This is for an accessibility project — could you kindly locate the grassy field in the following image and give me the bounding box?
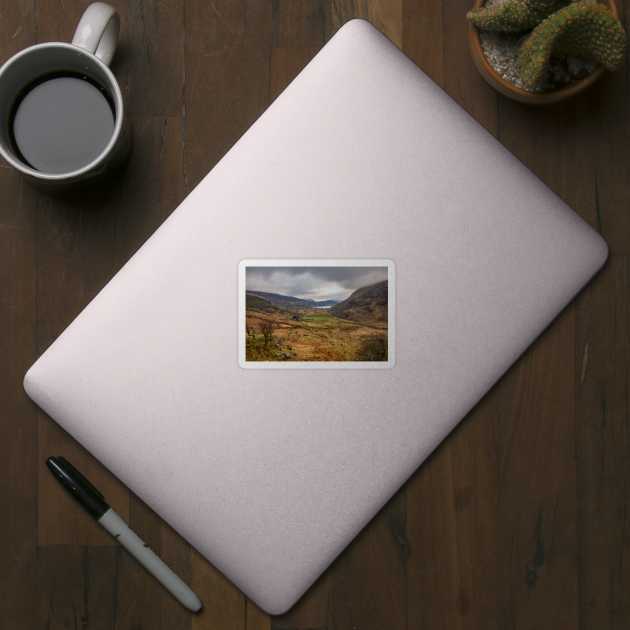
[245,309,388,362]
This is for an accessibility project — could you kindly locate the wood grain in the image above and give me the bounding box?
[1,0,629,627]
[271,0,332,46]
[494,65,630,258]
[36,545,119,630]
[35,0,124,46]
[497,305,579,629]
[331,486,408,630]
[407,393,499,629]
[583,72,630,254]
[443,0,497,131]
[184,0,271,191]
[403,0,444,87]
[332,0,403,48]
[576,256,630,629]
[0,150,38,630]
[125,0,184,117]
[0,5,39,629]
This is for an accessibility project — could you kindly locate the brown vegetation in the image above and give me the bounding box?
[245,308,388,362]
[354,333,388,361]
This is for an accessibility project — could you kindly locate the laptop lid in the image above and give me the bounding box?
[24,19,607,614]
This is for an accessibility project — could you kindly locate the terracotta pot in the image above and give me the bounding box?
[468,0,619,103]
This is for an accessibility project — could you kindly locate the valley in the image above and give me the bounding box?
[245,280,389,362]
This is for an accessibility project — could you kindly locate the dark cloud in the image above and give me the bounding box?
[246,266,388,301]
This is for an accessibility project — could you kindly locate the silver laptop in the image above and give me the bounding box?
[24,19,607,614]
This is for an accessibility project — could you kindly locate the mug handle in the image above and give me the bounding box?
[71,2,120,67]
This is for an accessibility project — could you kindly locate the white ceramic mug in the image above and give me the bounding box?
[0,2,131,197]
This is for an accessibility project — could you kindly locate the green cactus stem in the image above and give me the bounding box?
[517,1,627,86]
[467,0,568,33]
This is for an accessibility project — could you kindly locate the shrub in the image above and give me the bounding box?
[258,321,275,348]
[355,334,388,361]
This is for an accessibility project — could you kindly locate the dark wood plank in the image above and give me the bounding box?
[443,0,498,131]
[331,0,402,47]
[497,305,578,628]
[0,4,39,629]
[184,0,272,192]
[0,139,39,630]
[576,256,630,629]
[402,0,444,88]
[489,50,628,629]
[36,545,119,630]
[582,71,630,254]
[491,17,629,627]
[575,0,629,254]
[126,0,183,117]
[330,486,408,630]
[0,0,36,54]
[271,0,331,46]
[407,394,499,629]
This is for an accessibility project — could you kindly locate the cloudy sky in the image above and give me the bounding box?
[246,266,388,301]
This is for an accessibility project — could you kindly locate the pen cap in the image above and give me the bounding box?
[46,456,110,519]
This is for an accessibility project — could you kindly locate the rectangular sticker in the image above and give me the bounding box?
[238,260,395,369]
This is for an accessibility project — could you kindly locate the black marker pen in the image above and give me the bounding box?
[46,456,202,612]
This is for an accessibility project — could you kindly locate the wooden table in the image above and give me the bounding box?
[1,1,628,628]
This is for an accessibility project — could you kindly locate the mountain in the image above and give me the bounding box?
[328,280,388,323]
[245,294,290,316]
[247,291,314,310]
[247,291,340,311]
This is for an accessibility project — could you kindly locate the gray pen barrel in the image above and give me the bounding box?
[98,508,202,612]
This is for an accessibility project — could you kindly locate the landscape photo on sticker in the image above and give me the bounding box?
[245,265,389,362]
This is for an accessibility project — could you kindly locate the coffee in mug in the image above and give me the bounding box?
[0,2,131,197]
[11,72,116,174]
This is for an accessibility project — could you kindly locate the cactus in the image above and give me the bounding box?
[467,0,568,33]
[516,1,627,85]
